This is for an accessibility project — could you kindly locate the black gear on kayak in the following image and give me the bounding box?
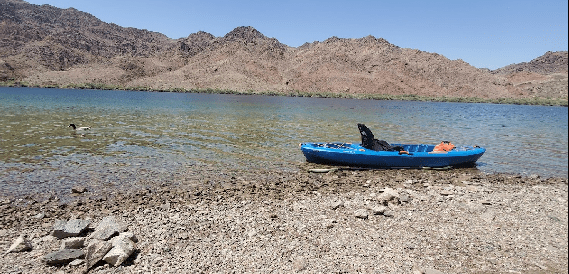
[357,123,404,152]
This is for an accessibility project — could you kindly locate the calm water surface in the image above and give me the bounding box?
[1,88,567,196]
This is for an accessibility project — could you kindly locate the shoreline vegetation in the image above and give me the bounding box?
[1,81,567,107]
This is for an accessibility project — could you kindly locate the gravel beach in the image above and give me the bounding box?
[1,165,567,274]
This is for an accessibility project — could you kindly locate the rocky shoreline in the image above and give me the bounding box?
[1,166,567,273]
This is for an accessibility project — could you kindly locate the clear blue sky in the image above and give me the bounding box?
[25,0,568,70]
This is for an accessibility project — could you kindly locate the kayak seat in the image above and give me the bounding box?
[357,123,404,152]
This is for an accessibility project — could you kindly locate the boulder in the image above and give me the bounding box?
[399,192,412,203]
[85,240,113,270]
[103,237,136,266]
[52,219,91,239]
[90,216,127,240]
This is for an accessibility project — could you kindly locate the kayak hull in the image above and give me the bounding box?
[300,143,485,168]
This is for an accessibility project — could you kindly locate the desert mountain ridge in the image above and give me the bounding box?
[1,0,567,101]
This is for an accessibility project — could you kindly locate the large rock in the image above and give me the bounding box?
[90,216,127,240]
[52,219,91,239]
[103,236,136,266]
[85,240,113,270]
[42,249,85,265]
[5,235,32,254]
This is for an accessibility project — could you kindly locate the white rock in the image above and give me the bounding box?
[90,216,127,240]
[354,209,369,219]
[377,188,400,205]
[371,205,388,215]
[69,259,84,266]
[331,201,344,210]
[85,240,113,270]
[103,237,136,266]
[5,235,32,254]
[383,208,395,218]
[110,232,138,246]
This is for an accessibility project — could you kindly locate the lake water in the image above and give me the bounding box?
[1,87,567,196]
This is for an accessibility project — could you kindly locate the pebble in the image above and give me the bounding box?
[71,186,88,194]
[354,209,369,219]
[331,201,344,210]
[60,237,85,249]
[425,269,446,274]
[383,208,395,218]
[440,190,454,196]
[371,205,388,215]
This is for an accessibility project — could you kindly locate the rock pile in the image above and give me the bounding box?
[6,215,137,272]
[346,187,404,219]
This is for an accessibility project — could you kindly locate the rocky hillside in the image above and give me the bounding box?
[493,51,568,75]
[491,51,568,100]
[1,0,567,101]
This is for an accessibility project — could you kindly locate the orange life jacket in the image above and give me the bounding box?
[433,141,455,152]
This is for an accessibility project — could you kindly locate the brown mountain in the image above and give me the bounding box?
[490,51,568,99]
[1,0,567,101]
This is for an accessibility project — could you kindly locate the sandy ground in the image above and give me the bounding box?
[0,166,567,274]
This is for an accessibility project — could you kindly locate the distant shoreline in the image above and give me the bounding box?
[1,81,567,107]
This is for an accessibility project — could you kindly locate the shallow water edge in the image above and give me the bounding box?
[2,82,567,106]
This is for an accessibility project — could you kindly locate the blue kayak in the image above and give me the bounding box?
[300,142,485,168]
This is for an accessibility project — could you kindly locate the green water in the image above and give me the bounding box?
[1,87,567,197]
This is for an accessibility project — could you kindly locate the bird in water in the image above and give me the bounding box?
[69,124,91,131]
